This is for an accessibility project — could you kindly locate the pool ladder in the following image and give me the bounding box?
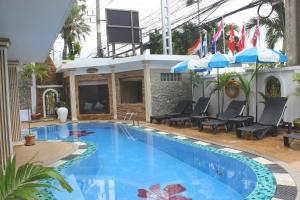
[124,112,139,126]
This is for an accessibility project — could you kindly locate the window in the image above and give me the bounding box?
[78,81,110,114]
[160,73,182,81]
[120,78,143,103]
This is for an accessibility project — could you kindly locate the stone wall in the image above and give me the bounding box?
[150,69,192,116]
[18,71,31,110]
[75,74,113,120]
[115,70,146,121]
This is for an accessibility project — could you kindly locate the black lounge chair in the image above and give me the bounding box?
[236,97,288,140]
[169,97,210,127]
[150,100,192,124]
[199,100,246,134]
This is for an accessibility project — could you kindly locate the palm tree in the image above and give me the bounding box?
[247,2,285,52]
[236,74,254,115]
[0,156,72,199]
[209,73,236,112]
[22,63,50,82]
[61,1,90,59]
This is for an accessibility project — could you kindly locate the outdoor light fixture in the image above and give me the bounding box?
[257,0,274,18]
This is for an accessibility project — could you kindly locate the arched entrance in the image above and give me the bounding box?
[43,89,59,118]
[265,76,281,97]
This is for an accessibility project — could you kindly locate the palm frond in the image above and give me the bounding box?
[0,156,73,200]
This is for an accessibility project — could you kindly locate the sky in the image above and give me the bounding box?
[52,0,279,61]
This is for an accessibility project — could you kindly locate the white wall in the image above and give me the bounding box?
[194,66,300,122]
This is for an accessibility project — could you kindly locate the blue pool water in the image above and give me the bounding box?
[34,122,258,200]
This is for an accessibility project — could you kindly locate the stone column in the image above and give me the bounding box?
[8,61,22,142]
[143,61,152,122]
[285,0,300,66]
[0,38,13,168]
[111,66,118,120]
[69,71,78,122]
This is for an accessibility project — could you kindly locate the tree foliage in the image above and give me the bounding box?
[209,72,236,112]
[61,0,90,59]
[145,22,240,55]
[247,2,285,52]
[22,63,50,82]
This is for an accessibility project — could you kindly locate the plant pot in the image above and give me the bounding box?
[57,107,68,123]
[25,135,36,146]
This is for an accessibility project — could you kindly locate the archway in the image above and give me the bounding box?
[42,89,59,118]
[265,76,281,97]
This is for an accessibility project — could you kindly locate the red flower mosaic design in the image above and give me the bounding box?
[138,184,192,200]
[69,130,95,137]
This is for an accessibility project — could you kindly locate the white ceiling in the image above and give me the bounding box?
[0,0,74,63]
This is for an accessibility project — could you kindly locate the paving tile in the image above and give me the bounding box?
[74,141,86,146]
[144,128,154,131]
[273,173,296,186]
[156,131,169,135]
[253,157,274,165]
[239,152,258,159]
[48,160,67,168]
[194,141,210,146]
[266,164,288,174]
[174,136,187,140]
[273,185,297,200]
[61,154,78,161]
[72,149,86,155]
[221,148,242,154]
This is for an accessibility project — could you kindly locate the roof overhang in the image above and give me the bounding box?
[58,54,198,75]
[0,0,74,63]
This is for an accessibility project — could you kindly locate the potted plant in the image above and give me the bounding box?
[57,101,68,123]
[24,133,36,146]
[293,118,300,130]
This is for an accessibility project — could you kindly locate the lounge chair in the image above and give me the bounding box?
[199,100,246,134]
[168,97,210,127]
[150,100,192,124]
[236,97,288,140]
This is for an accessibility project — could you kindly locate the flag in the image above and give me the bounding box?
[238,25,245,52]
[211,31,216,54]
[189,38,202,54]
[228,25,235,53]
[202,33,207,57]
[250,25,260,47]
[214,20,223,43]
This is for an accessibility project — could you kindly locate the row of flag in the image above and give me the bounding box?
[189,20,260,56]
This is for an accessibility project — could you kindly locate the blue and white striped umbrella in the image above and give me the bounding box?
[234,47,288,63]
[207,52,231,69]
[233,47,288,121]
[170,59,209,73]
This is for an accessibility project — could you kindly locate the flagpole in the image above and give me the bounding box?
[222,16,226,54]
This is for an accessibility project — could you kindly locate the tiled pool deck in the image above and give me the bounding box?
[21,120,300,199]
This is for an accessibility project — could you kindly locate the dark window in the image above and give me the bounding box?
[160,73,182,81]
[120,79,143,103]
[78,83,109,114]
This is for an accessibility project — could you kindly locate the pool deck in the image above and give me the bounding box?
[14,141,77,168]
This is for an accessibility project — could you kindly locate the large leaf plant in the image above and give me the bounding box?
[0,156,73,200]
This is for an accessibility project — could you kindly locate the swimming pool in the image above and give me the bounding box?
[32,122,276,199]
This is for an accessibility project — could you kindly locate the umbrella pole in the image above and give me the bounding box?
[255,63,258,122]
[217,69,220,114]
